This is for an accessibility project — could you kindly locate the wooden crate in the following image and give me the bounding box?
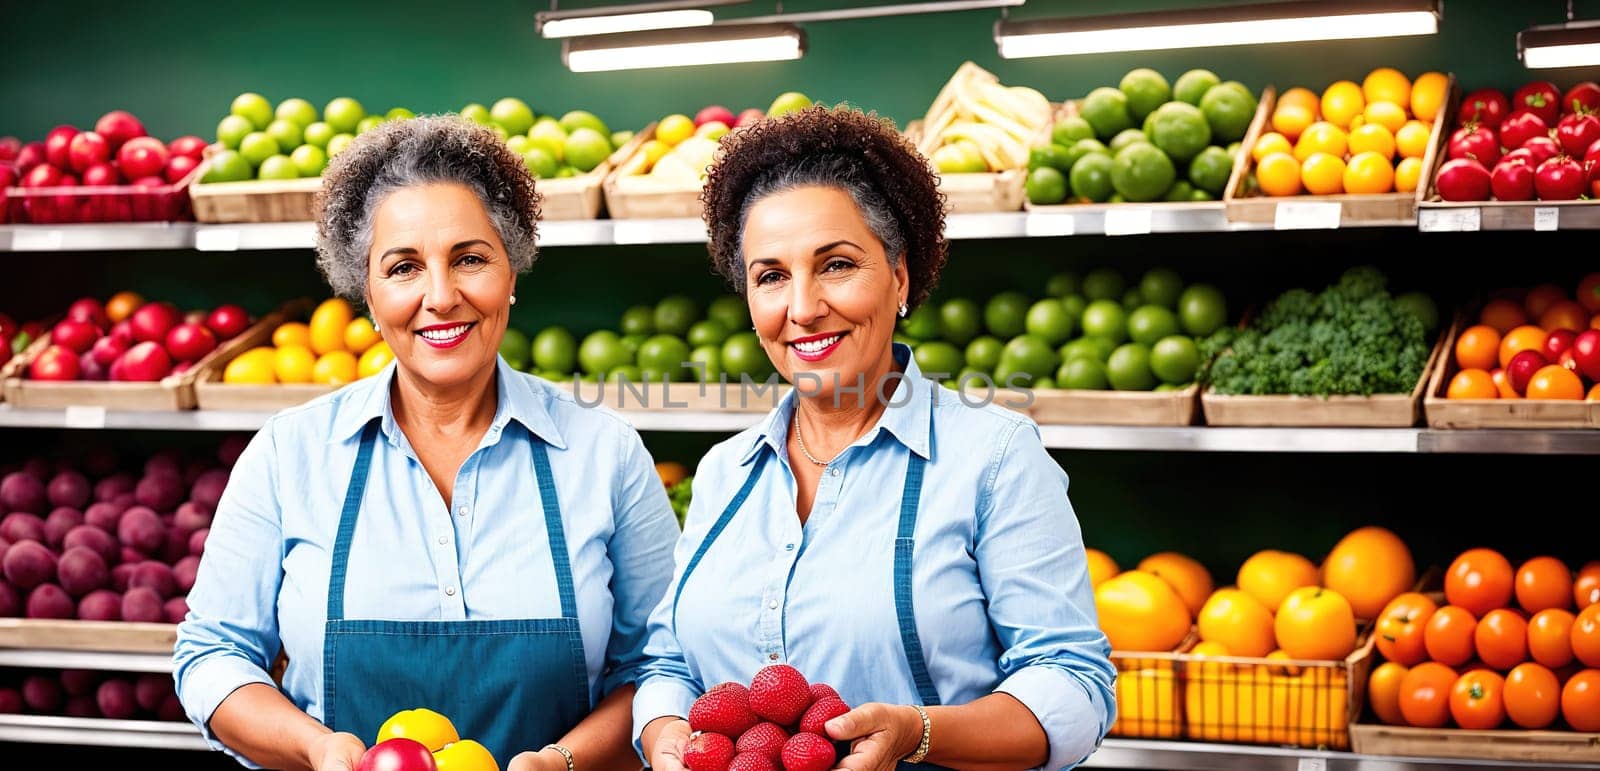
[191,299,343,412]
[1,334,226,411]
[601,121,710,220]
[0,619,176,654]
[1201,332,1446,427]
[1029,384,1199,426]
[1350,723,1600,764]
[1224,78,1452,225]
[533,127,648,221]
[1423,315,1598,429]
[1183,632,1375,750]
[1108,634,1197,740]
[189,161,321,223]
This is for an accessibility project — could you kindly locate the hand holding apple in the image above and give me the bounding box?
[310,731,371,771]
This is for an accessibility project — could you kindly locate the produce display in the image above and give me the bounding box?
[1248,69,1447,197]
[0,438,236,622]
[682,664,851,771]
[358,707,499,771]
[14,293,253,383]
[1366,550,1600,732]
[656,461,693,527]
[462,97,625,180]
[0,312,47,365]
[897,267,1228,392]
[221,298,392,385]
[2,110,205,223]
[204,93,415,183]
[919,64,1052,175]
[615,94,800,184]
[0,668,184,722]
[1026,67,1255,204]
[1200,266,1437,396]
[1444,275,1600,401]
[1435,79,1600,202]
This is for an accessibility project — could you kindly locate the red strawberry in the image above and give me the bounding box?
[736,722,790,761]
[780,733,835,771]
[684,732,736,771]
[728,752,777,771]
[808,683,839,703]
[691,682,760,737]
[749,664,812,725]
[798,697,850,736]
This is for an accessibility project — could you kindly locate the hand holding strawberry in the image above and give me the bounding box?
[823,703,925,771]
[644,717,693,771]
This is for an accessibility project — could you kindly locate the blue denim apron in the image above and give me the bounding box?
[321,423,590,763]
[671,439,945,770]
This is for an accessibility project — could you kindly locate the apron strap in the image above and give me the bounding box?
[893,451,940,707]
[671,450,768,634]
[530,440,580,621]
[327,422,380,622]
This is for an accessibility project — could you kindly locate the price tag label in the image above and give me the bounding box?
[1103,208,1152,236]
[63,406,107,429]
[1024,212,1076,237]
[1296,759,1327,771]
[194,227,240,251]
[1274,201,1342,230]
[11,228,64,251]
[613,219,707,245]
[1533,207,1559,232]
[1418,207,1480,232]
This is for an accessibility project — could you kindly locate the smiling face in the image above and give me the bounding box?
[742,185,908,403]
[366,182,514,392]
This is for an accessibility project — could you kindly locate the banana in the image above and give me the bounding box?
[921,62,1053,171]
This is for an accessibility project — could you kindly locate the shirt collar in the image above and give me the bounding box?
[328,356,567,450]
[738,343,933,465]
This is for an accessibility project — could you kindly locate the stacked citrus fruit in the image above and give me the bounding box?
[1367,551,1600,732]
[222,298,393,385]
[1446,274,1600,401]
[1251,69,1447,197]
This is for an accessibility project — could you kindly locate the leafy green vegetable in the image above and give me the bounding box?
[667,475,693,528]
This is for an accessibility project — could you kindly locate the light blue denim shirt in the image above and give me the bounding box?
[633,346,1115,770]
[174,357,679,761]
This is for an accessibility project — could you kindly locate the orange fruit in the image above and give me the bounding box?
[343,317,382,354]
[1447,368,1497,399]
[1300,152,1346,195]
[272,321,312,349]
[1363,101,1408,134]
[1377,592,1439,666]
[1255,152,1302,196]
[1525,283,1568,320]
[1449,669,1506,730]
[1199,588,1277,658]
[1238,549,1320,612]
[1411,72,1449,122]
[1369,661,1411,725]
[1527,365,1584,400]
[1294,122,1348,160]
[1517,556,1574,615]
[1276,586,1357,660]
[1579,561,1600,608]
[357,341,395,378]
[1479,298,1529,333]
[1095,570,1193,652]
[1574,603,1600,667]
[1320,80,1366,128]
[105,291,145,323]
[377,708,459,752]
[1454,324,1501,370]
[655,460,689,487]
[1475,609,1529,670]
[1578,272,1600,313]
[1400,661,1459,728]
[1266,648,1302,676]
[1447,547,1515,617]
[1348,123,1396,158]
[1252,131,1292,161]
[273,345,317,384]
[1504,662,1562,729]
[222,347,277,385]
[1528,608,1576,669]
[1499,324,1547,368]
[1363,67,1412,109]
[1272,104,1315,140]
[1425,606,1478,666]
[1394,157,1423,193]
[1593,314,1600,331]
[1189,640,1236,678]
[1591,383,1600,401]
[1277,86,1321,115]
[1491,368,1519,399]
[312,350,359,385]
[309,298,354,355]
[1540,300,1590,333]
[1322,525,1415,620]
[1564,669,1600,731]
[1138,552,1214,616]
[1086,548,1120,588]
[433,739,497,771]
[1395,120,1432,159]
[1343,151,1394,194]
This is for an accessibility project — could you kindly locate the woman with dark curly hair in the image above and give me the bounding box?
[174,116,679,771]
[635,105,1115,771]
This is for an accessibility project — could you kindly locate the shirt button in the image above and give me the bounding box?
[437,535,449,545]
[769,653,779,661]
[767,600,779,610]
[456,506,468,517]
[445,586,456,596]
[785,543,795,551]
[830,467,840,477]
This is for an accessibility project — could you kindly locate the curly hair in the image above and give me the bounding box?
[701,105,948,310]
[314,115,542,301]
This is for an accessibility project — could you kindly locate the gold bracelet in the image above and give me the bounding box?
[904,705,932,765]
[544,743,575,771]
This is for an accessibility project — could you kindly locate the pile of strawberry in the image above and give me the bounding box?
[683,664,851,771]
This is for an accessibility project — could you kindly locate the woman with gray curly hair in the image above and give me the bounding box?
[174,116,680,771]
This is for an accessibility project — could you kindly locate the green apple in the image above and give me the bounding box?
[564,128,611,172]
[216,115,253,150]
[323,97,367,134]
[523,148,558,179]
[202,150,253,183]
[257,155,299,180]
[530,122,567,161]
[506,135,533,155]
[231,92,273,130]
[327,133,356,157]
[265,119,303,152]
[274,98,319,128]
[695,121,730,141]
[386,107,416,121]
[610,130,635,149]
[238,132,280,167]
[356,116,384,134]
[932,143,986,174]
[290,144,328,177]
[558,110,609,137]
[767,91,812,117]
[460,103,492,125]
[303,121,335,149]
[491,97,535,135]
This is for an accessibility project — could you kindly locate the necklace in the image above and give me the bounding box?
[792,410,835,467]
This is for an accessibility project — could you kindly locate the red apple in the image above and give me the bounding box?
[108,320,135,346]
[204,305,250,340]
[44,126,80,169]
[1521,135,1561,165]
[128,302,180,344]
[1557,114,1600,158]
[1506,349,1548,395]
[0,164,16,190]
[1515,81,1562,125]
[93,111,146,152]
[0,136,19,161]
[1535,156,1587,200]
[1459,88,1510,129]
[51,320,101,354]
[1491,159,1535,201]
[1544,329,1578,362]
[735,108,766,127]
[1573,329,1600,381]
[15,141,46,172]
[357,738,438,771]
[30,345,82,381]
[22,164,63,188]
[66,298,110,329]
[1448,124,1500,166]
[81,163,122,187]
[164,323,216,363]
[167,136,207,162]
[0,313,16,339]
[165,155,200,184]
[1435,158,1491,202]
[67,132,111,173]
[116,342,172,382]
[117,138,168,180]
[78,350,107,381]
[90,335,131,368]
[695,105,736,128]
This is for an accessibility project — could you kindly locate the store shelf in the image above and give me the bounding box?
[1083,738,1591,770]
[0,405,274,431]
[0,647,174,673]
[0,714,208,751]
[0,223,194,252]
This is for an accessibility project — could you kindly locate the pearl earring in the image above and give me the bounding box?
[509,295,517,305]
[898,302,908,318]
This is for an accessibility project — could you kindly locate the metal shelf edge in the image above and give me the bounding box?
[0,714,209,750]
[0,648,175,672]
[1085,738,1595,770]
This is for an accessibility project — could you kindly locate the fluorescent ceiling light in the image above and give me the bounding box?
[995,0,1440,59]
[538,0,746,39]
[1519,20,1600,69]
[563,23,805,72]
